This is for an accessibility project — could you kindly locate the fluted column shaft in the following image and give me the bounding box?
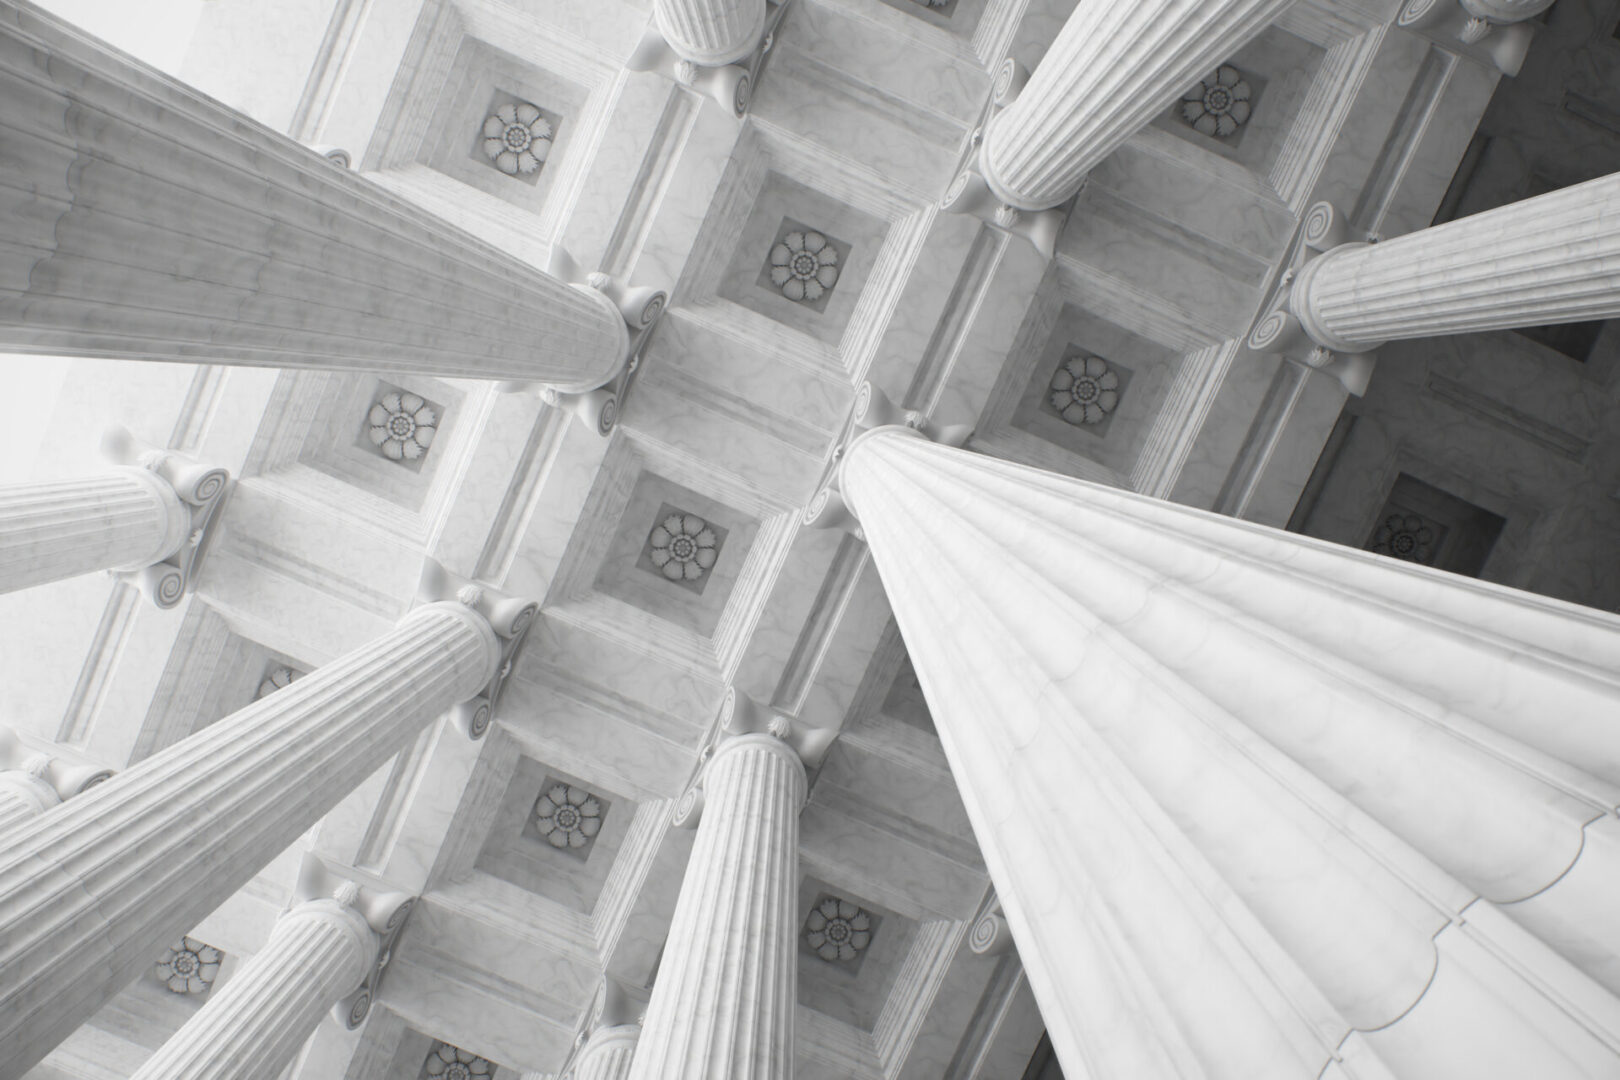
[0,769,56,833]
[840,428,1620,1080]
[0,1,627,390]
[626,735,803,1080]
[979,0,1295,210]
[0,471,186,595]
[1290,172,1620,354]
[653,0,764,66]
[0,602,500,1080]
[129,899,373,1080]
[574,1025,641,1080]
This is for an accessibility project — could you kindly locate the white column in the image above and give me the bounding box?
[0,1,642,392]
[573,1024,641,1080]
[0,471,186,596]
[1282,173,1620,355]
[625,730,805,1080]
[130,871,409,1080]
[0,728,111,834]
[967,0,1296,213]
[569,979,643,1080]
[653,0,764,65]
[836,427,1620,1080]
[0,588,533,1079]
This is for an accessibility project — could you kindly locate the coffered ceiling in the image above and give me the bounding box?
[3,0,1525,1074]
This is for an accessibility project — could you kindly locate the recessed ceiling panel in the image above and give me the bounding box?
[475,757,632,914]
[718,172,889,344]
[593,473,761,637]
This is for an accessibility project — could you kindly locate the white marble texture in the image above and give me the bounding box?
[573,1024,641,1080]
[780,0,988,128]
[0,600,500,1078]
[129,894,380,1080]
[0,470,186,598]
[842,428,1620,1080]
[654,0,764,65]
[626,734,804,1080]
[1290,172,1620,353]
[978,0,1297,210]
[0,1,629,389]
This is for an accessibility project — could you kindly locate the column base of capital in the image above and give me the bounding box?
[1395,0,1536,74]
[293,855,415,1029]
[102,428,232,611]
[500,253,669,437]
[629,0,792,119]
[940,167,1068,259]
[416,562,539,733]
[1286,247,1387,356]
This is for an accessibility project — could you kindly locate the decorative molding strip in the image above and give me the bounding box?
[1212,359,1311,517]
[1426,373,1591,462]
[1562,91,1620,138]
[797,1006,883,1079]
[875,918,966,1075]
[1347,45,1457,236]
[940,946,1028,1080]
[1131,340,1240,497]
[289,0,376,143]
[590,796,674,959]
[772,534,870,714]
[168,365,228,455]
[602,90,702,281]
[904,224,1007,416]
[56,583,140,748]
[353,722,441,874]
[1269,25,1384,210]
[472,407,570,585]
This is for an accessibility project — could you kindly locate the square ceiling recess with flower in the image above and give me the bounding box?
[756,217,850,313]
[637,503,730,596]
[360,383,443,472]
[472,91,561,185]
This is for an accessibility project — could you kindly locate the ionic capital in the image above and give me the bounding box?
[0,726,113,813]
[415,560,540,739]
[100,426,232,609]
[292,854,415,1029]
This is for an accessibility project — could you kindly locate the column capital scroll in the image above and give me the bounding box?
[1246,203,1380,396]
[292,854,415,1029]
[498,248,669,437]
[100,426,232,609]
[416,560,540,739]
[0,726,113,805]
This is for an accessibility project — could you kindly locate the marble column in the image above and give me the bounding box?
[0,434,229,605]
[0,728,111,833]
[959,0,1295,215]
[835,427,1620,1080]
[0,1,636,392]
[574,1025,641,1080]
[653,0,764,66]
[129,867,411,1080]
[1274,173,1620,355]
[571,982,643,1080]
[0,586,534,1079]
[625,722,806,1080]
